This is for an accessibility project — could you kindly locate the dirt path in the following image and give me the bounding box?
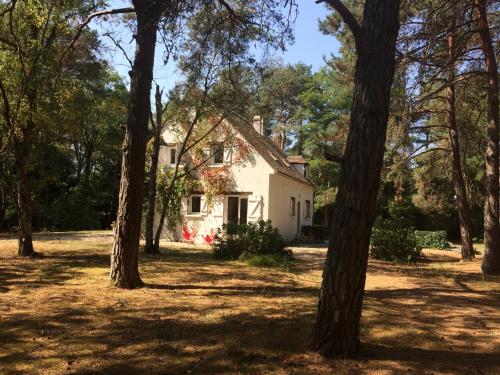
[0,234,499,374]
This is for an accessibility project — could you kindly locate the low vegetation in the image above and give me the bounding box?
[212,220,293,267]
[370,218,423,263]
[414,230,451,250]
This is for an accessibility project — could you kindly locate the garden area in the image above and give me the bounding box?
[1,232,499,374]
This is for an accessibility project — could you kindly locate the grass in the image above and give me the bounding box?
[238,252,295,270]
[0,231,499,374]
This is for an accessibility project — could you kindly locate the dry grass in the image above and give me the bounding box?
[0,232,499,375]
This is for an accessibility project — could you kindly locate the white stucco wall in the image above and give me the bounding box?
[267,173,314,241]
[153,126,274,244]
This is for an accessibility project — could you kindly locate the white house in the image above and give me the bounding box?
[155,113,314,244]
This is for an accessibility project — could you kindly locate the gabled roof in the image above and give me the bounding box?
[228,113,313,186]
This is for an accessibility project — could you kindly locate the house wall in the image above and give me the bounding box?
[268,173,314,241]
[154,129,274,244]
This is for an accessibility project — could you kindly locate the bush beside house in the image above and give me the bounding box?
[212,220,293,266]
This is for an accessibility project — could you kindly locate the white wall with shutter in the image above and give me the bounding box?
[200,195,208,215]
[211,196,224,225]
[247,195,263,222]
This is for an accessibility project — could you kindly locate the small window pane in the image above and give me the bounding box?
[213,145,224,164]
[170,148,177,165]
[191,196,201,213]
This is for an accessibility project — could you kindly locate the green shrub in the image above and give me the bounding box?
[301,225,329,241]
[414,230,450,250]
[212,231,243,260]
[370,218,422,263]
[212,220,292,263]
[239,251,294,268]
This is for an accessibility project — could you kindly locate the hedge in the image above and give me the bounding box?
[414,230,450,250]
[370,218,422,263]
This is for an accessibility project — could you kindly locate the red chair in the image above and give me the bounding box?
[182,225,197,242]
[202,228,216,244]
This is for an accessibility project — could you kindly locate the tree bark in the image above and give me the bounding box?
[446,16,475,260]
[14,130,35,257]
[110,1,159,288]
[474,0,500,275]
[313,0,400,358]
[144,85,163,254]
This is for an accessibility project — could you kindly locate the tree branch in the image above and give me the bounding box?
[59,7,135,69]
[324,151,343,163]
[315,0,363,51]
[104,32,133,67]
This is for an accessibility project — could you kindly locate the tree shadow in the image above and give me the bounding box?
[1,235,500,374]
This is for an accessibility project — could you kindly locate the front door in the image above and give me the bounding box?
[227,197,239,233]
[226,196,249,234]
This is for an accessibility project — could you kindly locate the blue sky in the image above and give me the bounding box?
[95,1,339,93]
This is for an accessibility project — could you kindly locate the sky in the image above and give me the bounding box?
[94,1,340,94]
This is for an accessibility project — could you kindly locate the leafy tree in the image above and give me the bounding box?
[252,62,313,150]
[0,0,105,256]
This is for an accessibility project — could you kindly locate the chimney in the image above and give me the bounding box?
[252,115,263,134]
[271,130,284,151]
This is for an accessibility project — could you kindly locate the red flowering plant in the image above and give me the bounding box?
[199,164,233,206]
[183,116,254,207]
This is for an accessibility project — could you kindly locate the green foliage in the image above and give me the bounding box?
[386,199,425,227]
[370,218,422,263]
[212,220,292,264]
[45,190,100,230]
[239,252,294,269]
[157,170,193,229]
[301,225,329,241]
[414,231,450,250]
[252,63,312,142]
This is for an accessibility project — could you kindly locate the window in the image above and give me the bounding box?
[305,200,311,219]
[170,147,177,165]
[240,198,248,225]
[212,144,224,164]
[190,196,201,213]
[290,197,296,216]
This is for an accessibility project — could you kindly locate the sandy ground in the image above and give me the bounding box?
[0,232,499,374]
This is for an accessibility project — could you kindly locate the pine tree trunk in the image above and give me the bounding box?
[446,16,475,260]
[14,138,35,257]
[144,85,162,254]
[313,0,400,358]
[474,0,500,275]
[110,2,158,288]
[153,190,170,253]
